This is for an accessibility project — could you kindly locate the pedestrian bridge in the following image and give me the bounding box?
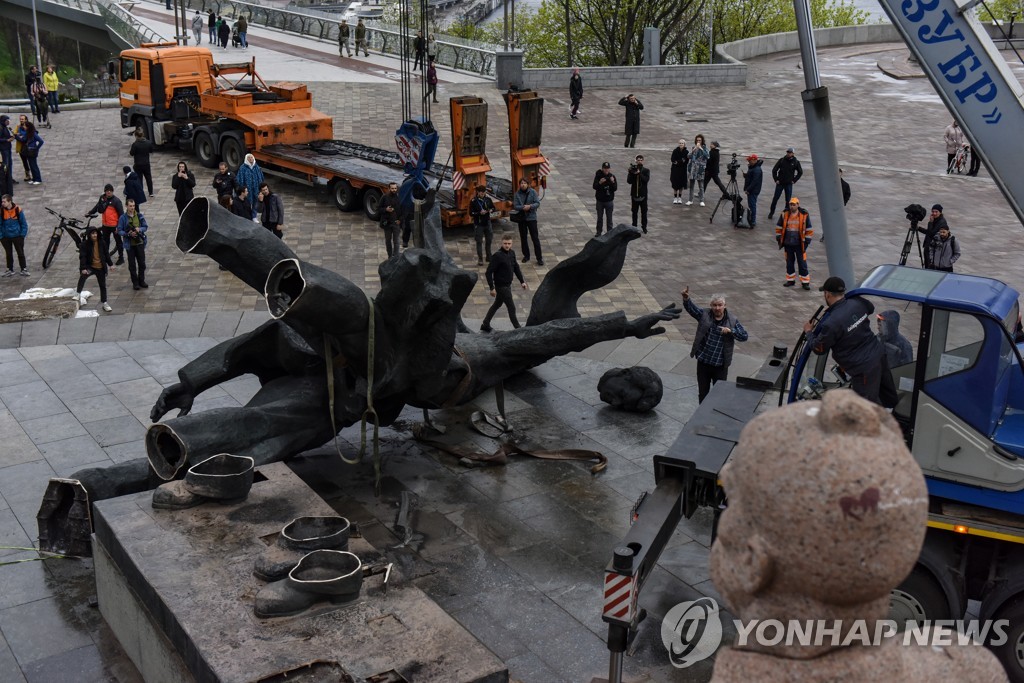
[0,0,502,77]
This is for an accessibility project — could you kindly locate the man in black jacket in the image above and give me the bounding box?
[916,204,947,269]
[231,186,254,220]
[123,166,146,208]
[469,184,494,265]
[480,234,527,332]
[129,129,155,197]
[627,154,650,234]
[212,162,235,210]
[413,31,426,71]
[704,141,728,196]
[257,182,285,239]
[768,147,804,219]
[569,68,583,119]
[379,182,403,258]
[803,277,886,404]
[593,161,617,236]
[743,154,763,227]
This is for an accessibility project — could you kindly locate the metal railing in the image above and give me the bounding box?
[98,0,168,45]
[154,0,498,76]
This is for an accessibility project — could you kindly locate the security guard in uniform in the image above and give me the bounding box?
[802,277,886,404]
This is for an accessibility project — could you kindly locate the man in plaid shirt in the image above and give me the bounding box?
[682,287,749,403]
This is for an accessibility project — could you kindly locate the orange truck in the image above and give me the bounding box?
[114,43,547,226]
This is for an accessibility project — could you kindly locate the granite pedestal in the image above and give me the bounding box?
[92,462,508,683]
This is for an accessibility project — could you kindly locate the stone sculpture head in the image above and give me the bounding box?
[710,390,928,659]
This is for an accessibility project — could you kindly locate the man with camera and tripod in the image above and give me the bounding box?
[915,204,947,269]
[627,154,650,235]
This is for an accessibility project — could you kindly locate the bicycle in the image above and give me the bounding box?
[41,208,96,269]
[947,143,970,175]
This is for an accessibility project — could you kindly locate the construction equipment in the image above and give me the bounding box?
[112,44,542,228]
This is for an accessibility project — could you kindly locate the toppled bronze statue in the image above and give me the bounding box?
[709,390,1006,682]
[38,196,680,556]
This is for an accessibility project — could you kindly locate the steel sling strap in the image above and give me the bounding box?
[324,290,383,493]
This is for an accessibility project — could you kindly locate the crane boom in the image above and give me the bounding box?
[879,0,1024,226]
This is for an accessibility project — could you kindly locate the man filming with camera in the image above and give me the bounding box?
[705,141,729,197]
[916,204,947,269]
[743,154,763,228]
[627,154,650,234]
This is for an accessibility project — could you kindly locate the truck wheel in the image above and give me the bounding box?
[991,598,1024,683]
[889,566,951,628]
[194,132,219,168]
[331,179,359,211]
[221,137,244,172]
[363,187,382,222]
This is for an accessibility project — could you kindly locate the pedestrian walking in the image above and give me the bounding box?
[768,147,803,219]
[218,17,231,49]
[379,182,403,258]
[355,19,370,57]
[129,128,155,197]
[469,184,495,265]
[17,122,43,185]
[480,234,527,332]
[618,94,643,148]
[776,197,814,289]
[31,80,49,129]
[0,116,15,185]
[413,31,426,70]
[236,14,248,49]
[116,198,149,290]
[192,11,204,44]
[236,154,264,214]
[90,183,124,264]
[743,154,763,227]
[257,182,285,239]
[0,194,29,277]
[681,286,749,403]
[123,165,146,207]
[593,161,617,236]
[424,57,439,104]
[171,160,196,215]
[212,161,234,210]
[512,178,543,265]
[208,10,217,43]
[704,141,728,196]
[43,66,61,114]
[569,68,583,119]
[338,20,352,57]
[627,154,650,234]
[916,204,947,269]
[686,134,709,206]
[670,140,688,203]
[927,225,960,272]
[76,227,113,312]
[427,34,437,62]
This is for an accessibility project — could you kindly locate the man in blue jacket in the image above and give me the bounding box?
[123,166,146,207]
[116,198,149,290]
[513,178,543,266]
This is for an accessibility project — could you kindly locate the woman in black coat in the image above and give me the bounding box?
[670,139,689,203]
[171,160,196,215]
[618,94,643,148]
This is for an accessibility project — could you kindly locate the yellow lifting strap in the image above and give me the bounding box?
[325,291,382,494]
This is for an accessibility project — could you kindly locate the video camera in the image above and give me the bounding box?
[727,153,741,179]
[904,204,927,223]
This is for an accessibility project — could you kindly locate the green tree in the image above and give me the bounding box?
[503,0,869,67]
[977,0,1024,21]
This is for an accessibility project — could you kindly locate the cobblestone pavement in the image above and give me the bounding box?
[1,42,1023,682]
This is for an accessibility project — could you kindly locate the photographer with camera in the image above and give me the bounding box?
[116,197,148,291]
[705,141,729,197]
[743,154,763,228]
[618,94,643,148]
[593,162,617,236]
[627,154,650,234]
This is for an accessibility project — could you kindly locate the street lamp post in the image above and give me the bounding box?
[31,0,43,72]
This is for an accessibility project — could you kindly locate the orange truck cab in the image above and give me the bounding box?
[116,43,215,142]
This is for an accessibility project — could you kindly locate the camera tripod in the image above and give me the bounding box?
[710,173,742,225]
[899,219,924,267]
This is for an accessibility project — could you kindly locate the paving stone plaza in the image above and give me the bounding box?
[1,22,1023,682]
